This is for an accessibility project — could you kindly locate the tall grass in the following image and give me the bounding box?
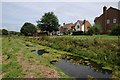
[28,35,120,66]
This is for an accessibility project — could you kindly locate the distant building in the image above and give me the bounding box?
[59,20,91,35]
[94,6,120,34]
[74,20,91,32]
[33,29,48,36]
[59,23,74,34]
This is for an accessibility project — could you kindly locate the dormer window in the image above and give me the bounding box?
[107,19,110,24]
[113,19,116,23]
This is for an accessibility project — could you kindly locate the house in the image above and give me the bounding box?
[59,20,91,35]
[33,29,48,37]
[59,23,74,34]
[74,20,91,32]
[94,6,120,34]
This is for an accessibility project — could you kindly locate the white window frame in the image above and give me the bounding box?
[107,19,110,24]
[113,19,117,23]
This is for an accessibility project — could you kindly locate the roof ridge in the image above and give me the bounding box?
[108,6,120,11]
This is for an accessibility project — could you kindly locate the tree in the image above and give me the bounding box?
[37,12,59,32]
[2,29,8,35]
[20,22,37,36]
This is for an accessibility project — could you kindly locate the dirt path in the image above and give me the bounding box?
[16,49,59,78]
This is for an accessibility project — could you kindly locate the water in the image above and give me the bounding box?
[54,55,112,79]
[31,50,49,55]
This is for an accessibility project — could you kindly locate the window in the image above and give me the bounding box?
[113,19,117,23]
[77,25,79,29]
[107,19,110,24]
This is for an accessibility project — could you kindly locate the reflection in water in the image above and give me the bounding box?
[55,55,112,79]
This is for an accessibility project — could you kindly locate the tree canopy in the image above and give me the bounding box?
[20,22,37,36]
[2,29,8,35]
[37,12,59,32]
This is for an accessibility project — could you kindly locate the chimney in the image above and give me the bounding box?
[103,6,107,33]
[103,6,107,14]
[63,23,65,26]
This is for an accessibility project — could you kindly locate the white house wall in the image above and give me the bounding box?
[81,25,85,32]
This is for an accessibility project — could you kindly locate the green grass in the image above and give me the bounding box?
[2,36,24,78]
[2,36,71,78]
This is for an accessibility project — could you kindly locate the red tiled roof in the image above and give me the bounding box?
[63,23,75,30]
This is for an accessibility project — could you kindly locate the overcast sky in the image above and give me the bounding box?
[1,1,119,32]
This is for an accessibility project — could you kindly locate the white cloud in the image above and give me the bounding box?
[2,2,119,31]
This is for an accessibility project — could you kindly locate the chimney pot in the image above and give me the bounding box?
[63,23,65,26]
[103,6,107,13]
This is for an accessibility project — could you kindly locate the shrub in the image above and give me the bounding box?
[2,29,8,35]
[110,25,120,36]
[72,31,84,35]
[87,24,101,35]
[64,30,74,35]
[86,28,94,35]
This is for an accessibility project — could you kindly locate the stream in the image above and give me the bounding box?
[54,55,112,79]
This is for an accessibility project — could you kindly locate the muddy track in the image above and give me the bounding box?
[16,49,59,78]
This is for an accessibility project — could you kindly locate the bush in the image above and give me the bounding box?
[110,25,120,35]
[72,31,84,35]
[64,30,73,35]
[87,24,101,35]
[86,28,94,35]
[2,29,8,35]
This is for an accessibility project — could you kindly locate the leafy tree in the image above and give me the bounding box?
[2,29,8,35]
[37,12,59,32]
[20,22,37,36]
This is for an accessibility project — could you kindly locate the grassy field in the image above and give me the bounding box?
[1,35,120,79]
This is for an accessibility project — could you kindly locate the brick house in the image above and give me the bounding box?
[74,20,91,32]
[59,23,74,34]
[59,20,91,35]
[94,6,120,34]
